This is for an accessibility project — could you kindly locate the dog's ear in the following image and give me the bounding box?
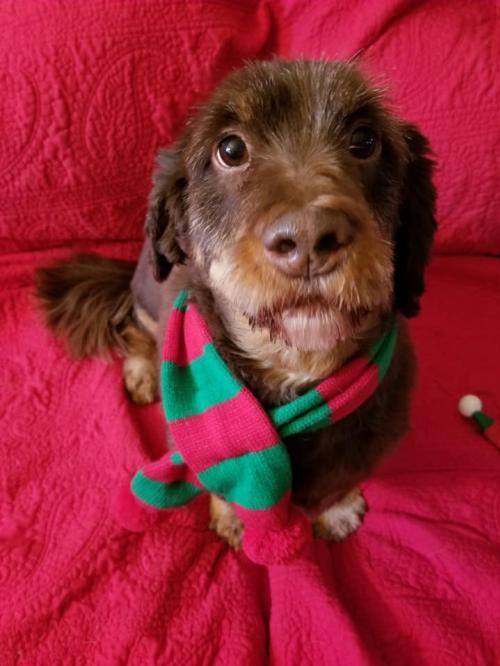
[146,148,187,282]
[393,124,437,317]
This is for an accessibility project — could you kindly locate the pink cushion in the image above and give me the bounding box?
[1,1,498,254]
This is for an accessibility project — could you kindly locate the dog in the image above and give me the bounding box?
[36,59,436,547]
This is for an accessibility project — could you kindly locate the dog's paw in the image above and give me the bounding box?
[313,488,367,542]
[123,356,158,405]
[209,495,244,549]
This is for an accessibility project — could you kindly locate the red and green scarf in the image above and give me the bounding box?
[124,290,397,564]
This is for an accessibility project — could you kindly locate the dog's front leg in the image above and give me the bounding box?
[122,313,159,405]
[209,495,244,549]
[313,487,367,541]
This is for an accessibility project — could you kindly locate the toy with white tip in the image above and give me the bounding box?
[458,394,500,451]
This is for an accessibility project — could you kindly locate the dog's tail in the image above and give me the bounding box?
[35,254,137,359]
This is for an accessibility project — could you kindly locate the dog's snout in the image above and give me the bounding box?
[263,208,353,278]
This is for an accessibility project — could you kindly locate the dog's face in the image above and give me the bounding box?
[148,60,436,351]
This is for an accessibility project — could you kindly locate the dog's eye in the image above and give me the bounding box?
[349,127,378,159]
[217,135,249,167]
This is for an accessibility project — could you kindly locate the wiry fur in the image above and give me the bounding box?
[36,59,437,543]
[36,255,136,359]
[36,255,158,404]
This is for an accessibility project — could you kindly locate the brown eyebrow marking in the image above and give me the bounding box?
[343,104,380,126]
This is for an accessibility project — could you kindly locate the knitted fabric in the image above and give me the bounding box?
[124,291,398,564]
[473,411,500,451]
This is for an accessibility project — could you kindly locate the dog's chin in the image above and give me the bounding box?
[245,302,358,352]
[281,308,354,352]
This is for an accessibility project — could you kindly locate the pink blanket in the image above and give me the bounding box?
[1,1,500,664]
[1,252,499,663]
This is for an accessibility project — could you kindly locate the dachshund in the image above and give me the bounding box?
[37,59,436,546]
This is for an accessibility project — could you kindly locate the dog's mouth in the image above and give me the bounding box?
[247,301,369,352]
[208,231,393,353]
[281,307,354,351]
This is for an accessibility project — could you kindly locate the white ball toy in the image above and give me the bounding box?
[458,394,482,418]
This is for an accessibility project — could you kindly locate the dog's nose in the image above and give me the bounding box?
[263,208,353,278]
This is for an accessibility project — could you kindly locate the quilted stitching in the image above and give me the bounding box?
[1,1,500,663]
[0,0,275,252]
[1,252,499,664]
[2,1,500,253]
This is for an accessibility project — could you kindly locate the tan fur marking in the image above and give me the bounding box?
[123,355,158,405]
[121,322,158,404]
[209,210,393,325]
[209,495,244,549]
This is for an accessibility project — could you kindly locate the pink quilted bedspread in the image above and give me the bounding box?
[1,1,500,664]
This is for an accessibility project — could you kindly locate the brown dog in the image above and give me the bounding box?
[37,60,436,546]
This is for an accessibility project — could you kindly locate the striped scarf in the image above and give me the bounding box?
[128,290,398,564]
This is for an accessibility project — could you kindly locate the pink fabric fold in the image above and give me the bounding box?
[1,253,499,664]
[1,0,500,661]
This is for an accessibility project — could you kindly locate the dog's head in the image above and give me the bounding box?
[147,60,436,351]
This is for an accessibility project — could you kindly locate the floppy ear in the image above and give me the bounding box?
[146,148,187,282]
[393,125,437,317]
